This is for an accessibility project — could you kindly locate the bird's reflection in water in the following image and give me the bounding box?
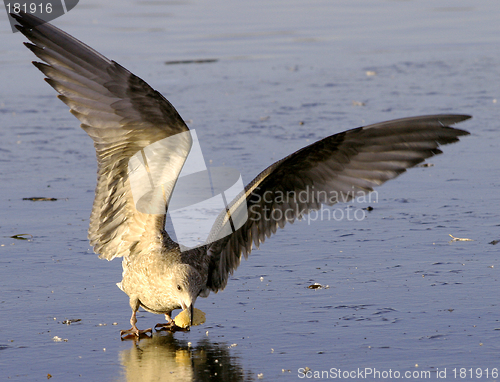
[119,332,253,382]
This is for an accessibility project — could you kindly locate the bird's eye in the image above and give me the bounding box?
[177,285,182,291]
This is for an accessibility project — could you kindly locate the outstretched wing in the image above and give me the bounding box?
[13,12,190,260]
[205,114,471,291]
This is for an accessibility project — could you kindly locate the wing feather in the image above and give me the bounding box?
[205,114,470,291]
[13,12,190,260]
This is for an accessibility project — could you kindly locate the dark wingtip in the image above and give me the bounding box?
[437,114,472,126]
[438,114,472,138]
[10,11,46,31]
[451,114,472,124]
[9,12,22,23]
[32,61,50,74]
[453,114,472,121]
[23,42,37,52]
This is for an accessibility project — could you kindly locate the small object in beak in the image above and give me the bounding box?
[174,307,206,328]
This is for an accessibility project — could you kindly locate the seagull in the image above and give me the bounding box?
[12,12,470,338]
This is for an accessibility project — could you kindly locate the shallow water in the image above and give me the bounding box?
[1,0,499,381]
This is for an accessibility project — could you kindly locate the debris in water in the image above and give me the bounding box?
[488,240,499,245]
[165,58,217,65]
[52,336,68,342]
[449,234,473,242]
[22,197,57,201]
[10,233,33,240]
[62,319,81,325]
[308,283,329,290]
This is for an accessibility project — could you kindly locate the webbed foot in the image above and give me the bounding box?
[154,322,189,332]
[120,326,152,340]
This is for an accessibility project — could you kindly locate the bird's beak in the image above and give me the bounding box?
[181,302,194,327]
[188,303,194,326]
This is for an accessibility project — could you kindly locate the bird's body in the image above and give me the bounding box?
[12,12,470,337]
[117,233,209,334]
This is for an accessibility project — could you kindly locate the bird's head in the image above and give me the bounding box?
[170,264,202,326]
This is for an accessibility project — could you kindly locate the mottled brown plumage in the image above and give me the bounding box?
[13,12,470,337]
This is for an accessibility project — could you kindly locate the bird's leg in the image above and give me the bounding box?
[120,298,152,339]
[154,313,175,331]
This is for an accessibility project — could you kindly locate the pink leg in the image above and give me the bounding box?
[120,300,152,339]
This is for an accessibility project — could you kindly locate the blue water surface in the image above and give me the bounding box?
[1,1,499,381]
